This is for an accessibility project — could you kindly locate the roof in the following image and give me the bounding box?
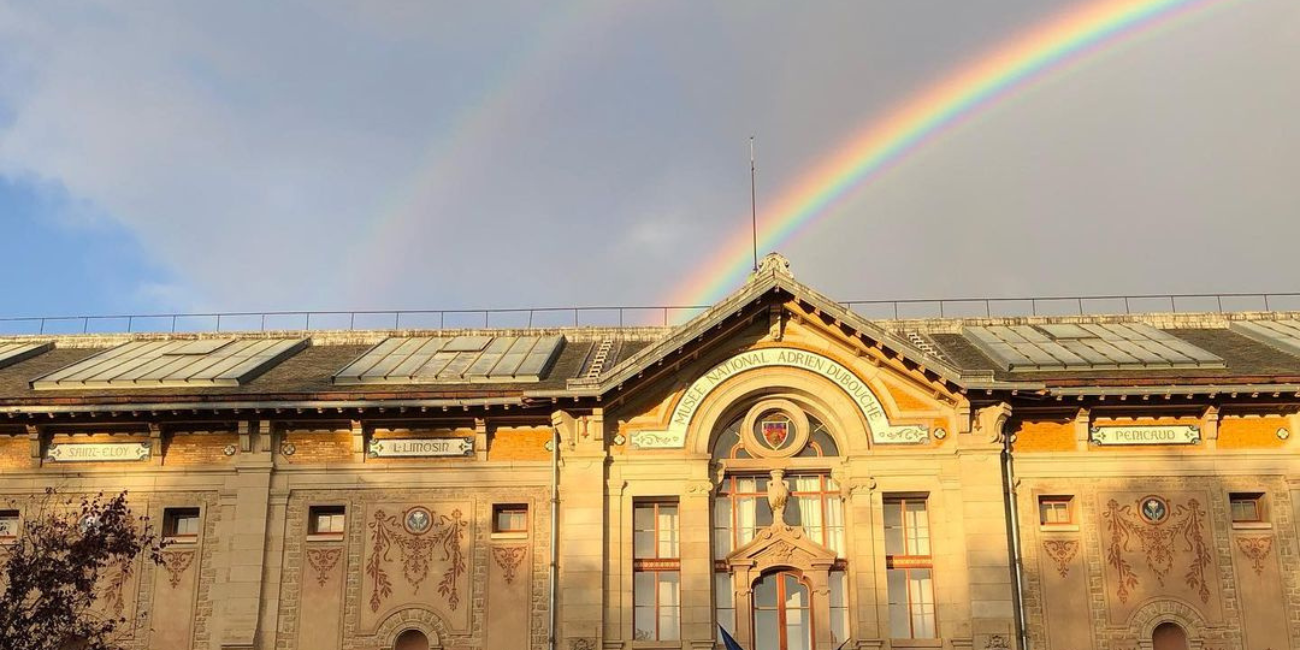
[1,259,1298,410]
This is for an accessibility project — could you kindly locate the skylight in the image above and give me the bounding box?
[0,342,53,370]
[31,338,307,389]
[334,335,565,384]
[1228,319,1300,358]
[962,323,1222,372]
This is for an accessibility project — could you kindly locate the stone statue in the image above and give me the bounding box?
[767,469,790,525]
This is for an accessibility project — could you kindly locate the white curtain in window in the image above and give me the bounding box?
[793,476,823,544]
[826,495,845,556]
[736,490,757,547]
[659,572,681,640]
[713,498,732,557]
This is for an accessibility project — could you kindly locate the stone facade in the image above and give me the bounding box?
[0,266,1297,649]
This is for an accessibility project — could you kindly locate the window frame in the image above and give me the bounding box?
[633,499,681,641]
[1038,495,1075,527]
[751,570,815,650]
[1229,492,1267,524]
[0,509,19,541]
[307,505,347,540]
[163,507,202,543]
[492,504,529,536]
[883,496,937,639]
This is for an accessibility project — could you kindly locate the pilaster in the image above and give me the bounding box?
[681,478,716,644]
[212,419,274,650]
[964,404,1019,650]
[555,409,608,650]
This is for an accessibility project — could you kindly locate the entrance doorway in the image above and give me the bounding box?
[394,629,430,650]
[753,572,813,650]
[1152,622,1189,650]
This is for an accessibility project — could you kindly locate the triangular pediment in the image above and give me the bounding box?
[727,523,837,573]
[560,254,968,399]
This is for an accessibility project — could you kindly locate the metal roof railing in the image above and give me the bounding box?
[1,292,1298,336]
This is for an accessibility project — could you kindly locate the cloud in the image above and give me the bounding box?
[0,0,1297,318]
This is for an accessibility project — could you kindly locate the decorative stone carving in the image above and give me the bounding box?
[100,560,129,618]
[1042,539,1079,577]
[767,469,791,525]
[847,477,877,497]
[756,251,792,277]
[568,638,596,650]
[975,403,1013,444]
[984,635,1010,649]
[161,549,195,589]
[633,347,924,448]
[1235,536,1273,576]
[365,506,468,612]
[1101,496,1213,604]
[492,546,527,584]
[306,547,342,586]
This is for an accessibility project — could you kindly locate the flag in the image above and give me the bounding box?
[718,625,745,650]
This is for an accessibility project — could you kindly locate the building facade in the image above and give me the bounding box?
[0,255,1297,650]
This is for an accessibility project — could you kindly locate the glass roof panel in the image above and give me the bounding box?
[962,324,1222,372]
[31,338,307,389]
[334,335,567,384]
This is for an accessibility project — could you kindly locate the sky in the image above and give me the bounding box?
[1,0,1298,327]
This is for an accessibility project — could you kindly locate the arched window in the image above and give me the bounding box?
[711,414,839,460]
[394,629,430,650]
[1152,622,1189,650]
[711,403,848,644]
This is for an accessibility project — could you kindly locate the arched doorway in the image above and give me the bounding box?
[1152,622,1189,650]
[753,572,813,650]
[394,629,430,650]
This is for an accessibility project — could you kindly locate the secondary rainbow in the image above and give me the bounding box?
[669,0,1230,308]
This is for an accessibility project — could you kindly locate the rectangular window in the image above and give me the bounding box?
[493,504,529,534]
[714,476,772,556]
[1038,496,1074,526]
[789,474,845,555]
[0,510,18,539]
[715,474,845,556]
[309,505,346,538]
[830,569,850,645]
[164,507,201,541]
[714,573,736,644]
[1230,493,1266,523]
[884,497,936,639]
[633,500,680,641]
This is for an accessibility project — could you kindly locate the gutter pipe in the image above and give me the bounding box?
[1003,431,1030,650]
[550,425,560,650]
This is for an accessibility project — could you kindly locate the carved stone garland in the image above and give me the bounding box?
[1101,497,1213,604]
[365,507,468,612]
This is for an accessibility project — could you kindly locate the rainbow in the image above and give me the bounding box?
[669,0,1231,307]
